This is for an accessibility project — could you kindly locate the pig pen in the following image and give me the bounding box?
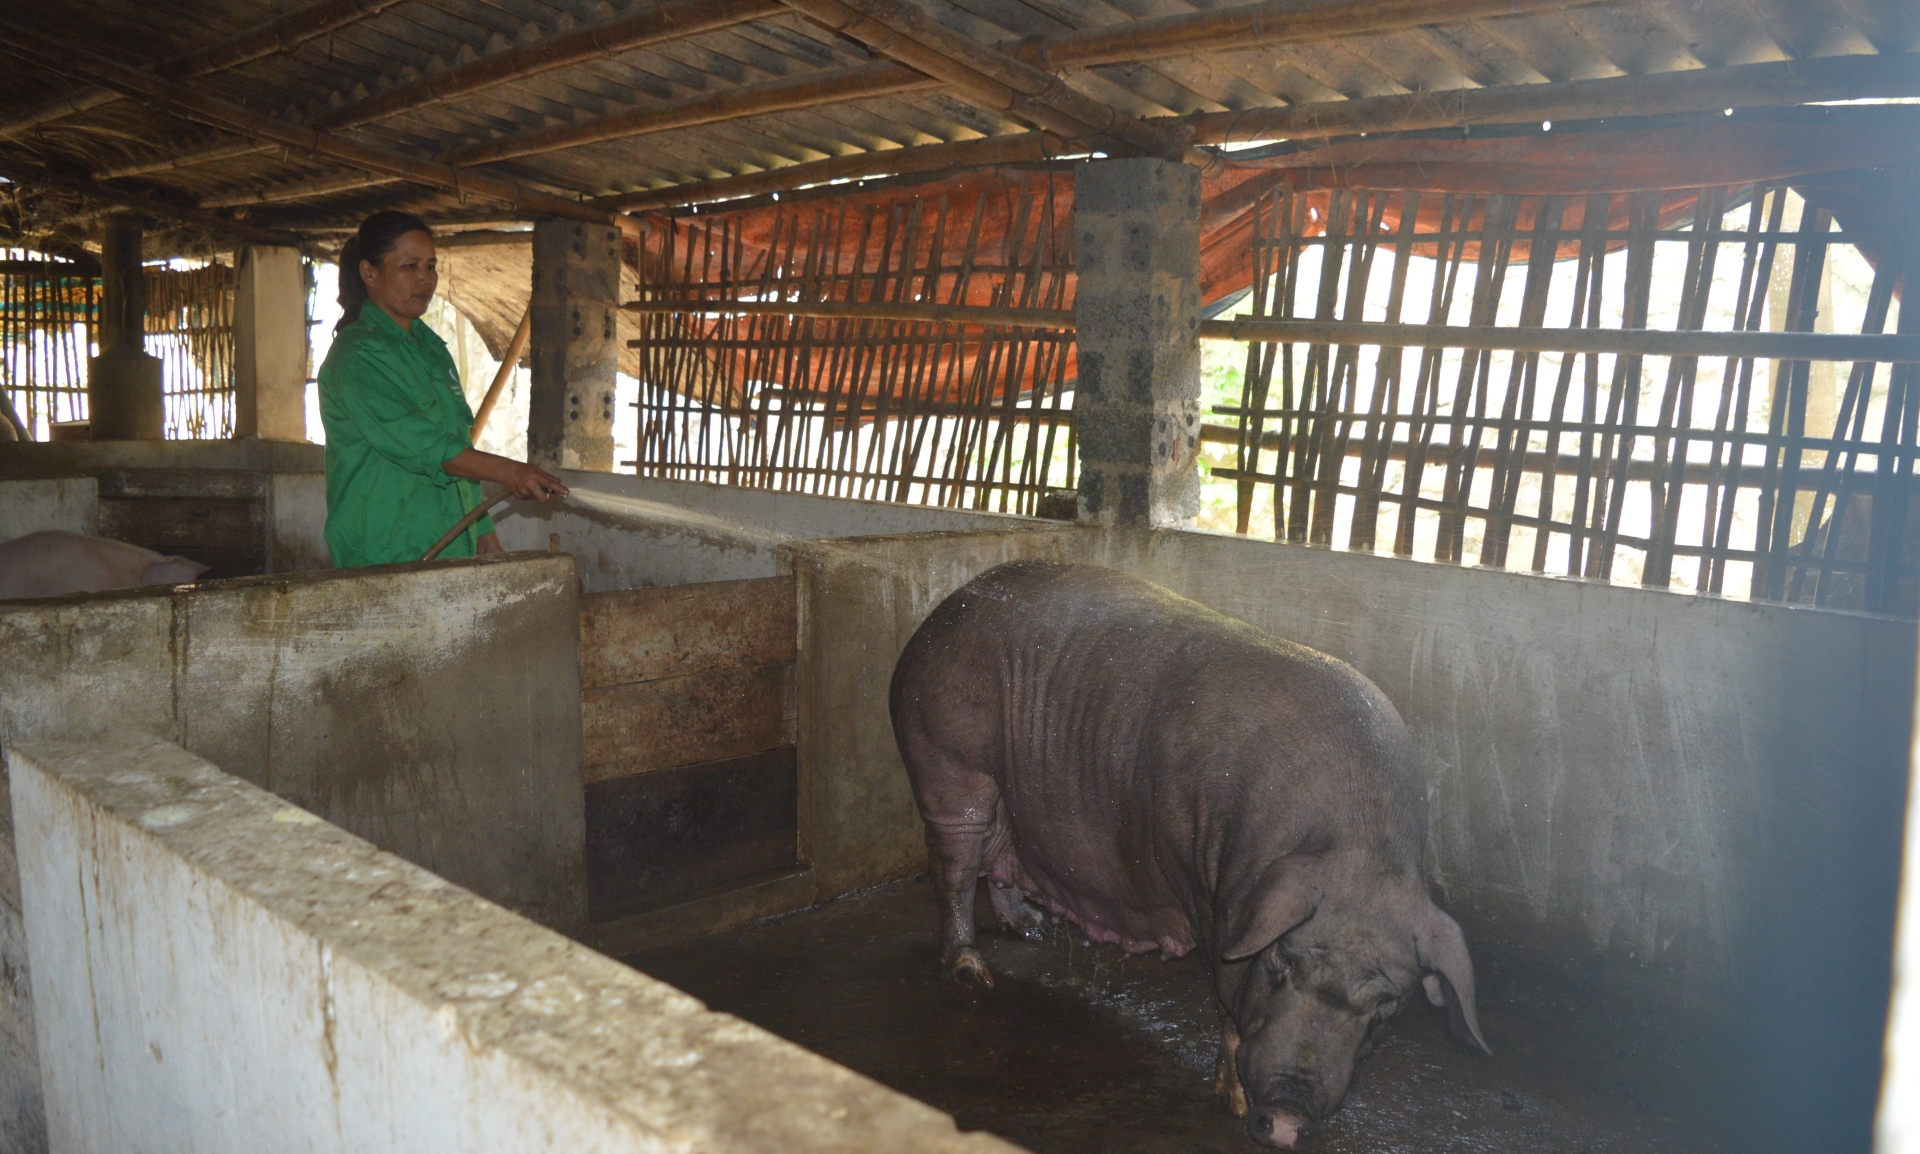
[0,468,1908,1152]
[595,507,1909,1154]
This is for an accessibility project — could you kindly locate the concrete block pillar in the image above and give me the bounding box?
[1072,158,1203,526]
[233,245,309,441]
[528,219,619,471]
[87,216,164,440]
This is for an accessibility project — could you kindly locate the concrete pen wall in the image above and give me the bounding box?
[0,554,586,1152]
[793,521,1913,1149]
[10,735,1020,1154]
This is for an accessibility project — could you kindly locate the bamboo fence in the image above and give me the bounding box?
[0,253,96,439]
[1211,182,1920,616]
[0,256,238,440]
[147,263,237,440]
[629,184,1077,514]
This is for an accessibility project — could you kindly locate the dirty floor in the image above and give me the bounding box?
[626,879,1734,1154]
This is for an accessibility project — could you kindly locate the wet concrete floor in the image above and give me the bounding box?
[627,878,1734,1154]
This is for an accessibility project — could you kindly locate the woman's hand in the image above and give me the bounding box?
[475,532,505,554]
[443,448,570,501]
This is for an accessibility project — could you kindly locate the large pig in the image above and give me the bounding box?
[890,561,1488,1148]
[0,530,209,600]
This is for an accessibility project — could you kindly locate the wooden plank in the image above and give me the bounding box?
[584,746,799,924]
[579,575,795,690]
[581,663,795,781]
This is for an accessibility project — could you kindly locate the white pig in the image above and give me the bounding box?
[0,530,210,600]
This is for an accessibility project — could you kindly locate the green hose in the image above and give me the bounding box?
[418,489,516,562]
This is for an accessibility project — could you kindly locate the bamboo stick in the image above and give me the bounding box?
[471,309,532,442]
[624,298,1074,330]
[1198,318,1920,362]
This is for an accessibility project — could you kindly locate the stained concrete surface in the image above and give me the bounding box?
[630,879,1736,1154]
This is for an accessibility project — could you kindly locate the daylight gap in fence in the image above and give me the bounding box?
[629,182,1077,516]
[1214,181,1920,617]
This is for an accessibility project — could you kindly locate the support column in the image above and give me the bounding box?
[233,245,310,441]
[1072,158,1202,527]
[87,216,164,440]
[527,219,619,471]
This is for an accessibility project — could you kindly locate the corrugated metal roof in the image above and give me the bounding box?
[0,0,1912,247]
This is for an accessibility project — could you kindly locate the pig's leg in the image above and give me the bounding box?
[1216,1016,1249,1117]
[926,814,995,987]
[988,882,1047,941]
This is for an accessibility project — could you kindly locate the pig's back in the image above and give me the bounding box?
[892,562,1415,955]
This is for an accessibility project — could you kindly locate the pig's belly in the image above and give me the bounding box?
[983,835,1196,960]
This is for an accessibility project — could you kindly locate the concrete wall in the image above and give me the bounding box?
[0,554,586,1152]
[10,735,1017,1154]
[265,472,331,571]
[0,438,323,480]
[233,246,310,442]
[1,471,331,574]
[793,521,1912,1149]
[0,479,95,540]
[492,470,1041,592]
[0,553,585,927]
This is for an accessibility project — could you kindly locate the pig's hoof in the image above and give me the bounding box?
[949,949,995,988]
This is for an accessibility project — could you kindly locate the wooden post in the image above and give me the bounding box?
[86,216,164,440]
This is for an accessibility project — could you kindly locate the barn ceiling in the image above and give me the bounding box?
[0,0,1914,253]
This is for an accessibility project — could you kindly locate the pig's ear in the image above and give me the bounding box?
[1220,855,1320,961]
[1413,903,1491,1055]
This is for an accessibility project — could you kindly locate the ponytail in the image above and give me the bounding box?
[334,210,432,333]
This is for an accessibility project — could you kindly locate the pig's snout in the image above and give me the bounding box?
[1246,1110,1313,1148]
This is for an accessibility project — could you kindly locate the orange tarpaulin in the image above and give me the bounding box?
[623,107,1917,401]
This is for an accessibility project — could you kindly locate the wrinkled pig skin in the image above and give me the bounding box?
[890,561,1490,1149]
[0,530,210,600]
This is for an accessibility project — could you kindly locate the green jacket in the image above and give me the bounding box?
[318,305,494,567]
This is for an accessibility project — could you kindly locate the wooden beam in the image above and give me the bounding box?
[1189,51,1920,144]
[778,0,1207,166]
[594,132,1059,213]
[1021,0,1595,70]
[106,0,782,180]
[198,169,402,209]
[623,297,1076,330]
[0,162,312,250]
[1200,317,1920,362]
[0,0,409,138]
[448,63,937,169]
[95,139,269,181]
[0,19,639,235]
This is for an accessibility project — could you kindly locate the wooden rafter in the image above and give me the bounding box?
[169,0,1598,209]
[100,0,781,181]
[0,162,312,250]
[0,0,410,138]
[0,18,638,234]
[778,0,1208,166]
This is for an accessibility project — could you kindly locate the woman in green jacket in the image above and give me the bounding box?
[318,211,566,567]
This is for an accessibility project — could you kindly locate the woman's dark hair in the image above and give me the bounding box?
[335,210,432,332]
